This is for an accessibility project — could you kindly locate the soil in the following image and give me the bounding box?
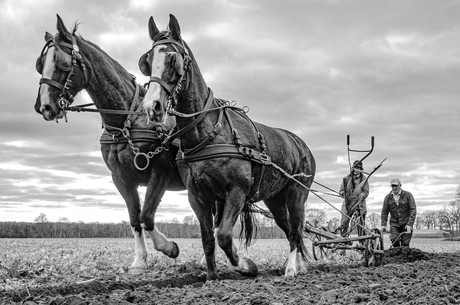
[2,248,460,305]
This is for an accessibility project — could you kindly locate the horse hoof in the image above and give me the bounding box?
[206,272,218,281]
[168,242,179,259]
[239,258,258,277]
[128,267,146,275]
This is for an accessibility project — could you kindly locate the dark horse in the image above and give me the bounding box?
[139,15,316,280]
[34,15,185,274]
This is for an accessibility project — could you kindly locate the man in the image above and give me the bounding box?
[335,160,369,236]
[381,178,417,249]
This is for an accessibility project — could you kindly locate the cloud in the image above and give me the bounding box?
[0,0,459,224]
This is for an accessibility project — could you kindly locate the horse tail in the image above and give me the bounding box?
[239,202,260,249]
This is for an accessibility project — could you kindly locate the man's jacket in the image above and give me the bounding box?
[381,190,417,227]
[340,173,369,214]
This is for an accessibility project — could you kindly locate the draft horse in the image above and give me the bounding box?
[34,14,185,274]
[139,14,316,280]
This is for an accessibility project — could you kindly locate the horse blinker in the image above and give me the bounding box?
[36,56,44,74]
[138,53,151,76]
[55,49,73,72]
[175,52,184,75]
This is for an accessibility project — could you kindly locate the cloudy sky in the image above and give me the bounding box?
[0,0,459,224]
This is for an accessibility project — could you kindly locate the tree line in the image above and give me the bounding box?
[2,185,459,238]
[0,213,286,239]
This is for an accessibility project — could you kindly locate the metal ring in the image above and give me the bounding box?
[58,97,69,110]
[133,153,150,171]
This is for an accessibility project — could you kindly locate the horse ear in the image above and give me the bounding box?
[56,14,71,41]
[168,14,181,40]
[148,16,160,41]
[45,32,53,42]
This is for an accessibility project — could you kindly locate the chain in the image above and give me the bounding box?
[127,136,169,171]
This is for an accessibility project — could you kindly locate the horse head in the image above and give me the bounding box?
[139,14,191,123]
[35,14,90,122]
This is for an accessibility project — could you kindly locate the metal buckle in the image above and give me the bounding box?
[260,153,270,164]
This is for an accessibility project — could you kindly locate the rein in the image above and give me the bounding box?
[64,103,145,116]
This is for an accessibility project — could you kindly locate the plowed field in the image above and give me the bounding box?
[1,238,459,304]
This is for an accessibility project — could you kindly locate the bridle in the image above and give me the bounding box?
[37,34,89,121]
[138,36,191,113]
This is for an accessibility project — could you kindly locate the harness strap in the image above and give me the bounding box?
[221,106,267,202]
[149,76,173,93]
[39,78,64,90]
[223,107,242,147]
[124,83,142,130]
[71,35,89,86]
[100,129,164,144]
[161,88,214,148]
[176,144,270,164]
[181,107,224,156]
[151,38,187,51]
[100,81,154,143]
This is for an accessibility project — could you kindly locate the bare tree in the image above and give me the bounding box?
[444,185,460,234]
[422,210,439,230]
[447,201,460,231]
[34,213,49,223]
[57,217,70,238]
[438,209,453,231]
[415,212,426,229]
[305,208,326,228]
[366,212,381,230]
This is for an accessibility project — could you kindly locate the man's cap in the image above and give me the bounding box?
[390,178,401,185]
[353,160,363,169]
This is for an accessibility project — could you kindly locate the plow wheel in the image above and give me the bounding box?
[312,227,329,260]
[364,228,384,267]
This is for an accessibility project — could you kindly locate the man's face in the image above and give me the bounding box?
[391,183,401,193]
[353,165,362,177]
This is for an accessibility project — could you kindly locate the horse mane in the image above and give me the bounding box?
[71,21,80,35]
[74,32,145,97]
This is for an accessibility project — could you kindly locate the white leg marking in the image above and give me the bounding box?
[285,249,298,277]
[129,227,148,274]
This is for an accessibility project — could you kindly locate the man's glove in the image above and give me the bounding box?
[405,225,412,233]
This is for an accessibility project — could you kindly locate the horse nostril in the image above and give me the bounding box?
[153,101,163,113]
[42,104,52,113]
